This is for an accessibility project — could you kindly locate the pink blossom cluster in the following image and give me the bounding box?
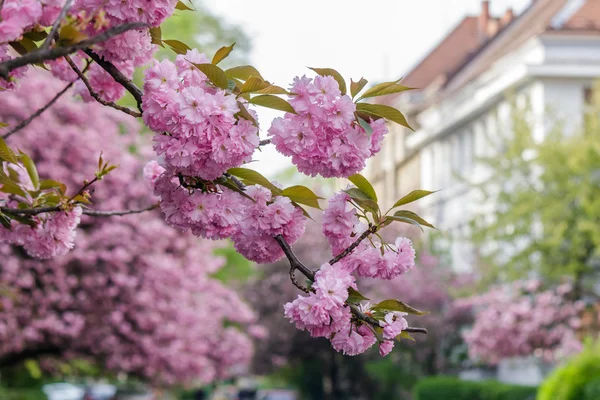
[0,74,256,384]
[323,191,416,279]
[0,206,82,259]
[153,173,306,263]
[460,281,584,365]
[143,53,260,181]
[284,263,408,357]
[268,75,388,178]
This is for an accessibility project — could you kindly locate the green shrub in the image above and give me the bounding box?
[0,388,46,400]
[413,377,537,400]
[538,341,600,400]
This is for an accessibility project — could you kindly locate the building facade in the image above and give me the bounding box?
[366,0,600,272]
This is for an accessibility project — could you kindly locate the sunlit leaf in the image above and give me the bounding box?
[164,39,192,55]
[23,30,48,42]
[249,95,296,114]
[0,137,19,164]
[343,188,379,215]
[348,173,377,201]
[149,26,163,46]
[358,81,414,100]
[234,101,258,126]
[212,43,236,65]
[193,63,229,89]
[227,167,282,194]
[384,215,424,232]
[255,85,290,95]
[57,24,88,45]
[240,77,271,93]
[309,67,347,95]
[350,77,368,99]
[372,299,429,315]
[356,103,413,130]
[0,182,27,198]
[18,153,39,191]
[396,331,416,342]
[225,65,264,81]
[392,190,436,208]
[393,210,435,229]
[0,122,9,128]
[175,0,194,11]
[347,287,370,303]
[281,185,323,209]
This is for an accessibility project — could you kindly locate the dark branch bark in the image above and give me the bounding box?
[41,0,73,50]
[259,139,271,146]
[0,22,146,79]
[0,346,62,368]
[83,49,144,113]
[65,56,141,118]
[0,204,159,217]
[348,304,427,335]
[329,224,378,265]
[273,235,316,282]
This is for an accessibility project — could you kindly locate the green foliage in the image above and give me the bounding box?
[537,340,600,400]
[0,388,46,400]
[413,377,537,400]
[211,245,256,283]
[469,88,600,288]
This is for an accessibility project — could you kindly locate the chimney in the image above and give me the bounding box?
[479,1,491,41]
[501,8,514,26]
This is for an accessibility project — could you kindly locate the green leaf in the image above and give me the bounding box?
[0,137,19,164]
[393,210,435,229]
[149,26,163,46]
[18,153,39,191]
[0,182,27,198]
[219,179,255,202]
[392,189,436,208]
[372,299,429,315]
[343,188,379,215]
[193,63,229,89]
[350,77,368,99]
[24,360,42,379]
[348,173,377,201]
[234,101,258,126]
[249,95,296,114]
[357,116,373,135]
[175,0,194,11]
[358,81,414,100]
[0,212,11,229]
[309,67,347,95]
[227,167,282,194]
[9,37,37,56]
[396,331,416,342]
[255,85,290,95]
[0,122,9,128]
[347,287,370,303]
[240,77,271,93]
[163,39,192,55]
[212,43,236,65]
[281,185,323,209]
[384,215,424,232]
[356,103,413,130]
[225,65,264,81]
[23,30,48,42]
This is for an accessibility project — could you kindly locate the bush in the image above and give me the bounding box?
[413,377,537,400]
[0,388,46,400]
[537,341,600,400]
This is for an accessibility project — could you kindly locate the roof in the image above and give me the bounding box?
[401,16,482,89]
[562,0,600,29]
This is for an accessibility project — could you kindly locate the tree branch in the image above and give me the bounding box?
[348,304,427,335]
[0,204,159,217]
[329,224,378,265]
[273,235,315,282]
[41,0,73,50]
[0,346,63,368]
[2,62,90,140]
[65,55,141,118]
[83,49,144,113]
[0,22,146,79]
[259,139,271,146]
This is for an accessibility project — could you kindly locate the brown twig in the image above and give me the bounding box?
[65,55,141,118]
[2,62,90,140]
[259,139,271,146]
[41,0,73,50]
[83,49,144,113]
[82,203,159,217]
[0,204,159,217]
[329,224,378,265]
[273,235,315,282]
[348,304,427,335]
[0,22,146,79]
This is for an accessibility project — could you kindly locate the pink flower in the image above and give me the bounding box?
[379,340,394,357]
[379,312,408,340]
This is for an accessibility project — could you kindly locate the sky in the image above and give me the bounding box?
[202,0,532,178]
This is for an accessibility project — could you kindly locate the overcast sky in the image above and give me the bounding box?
[202,0,532,177]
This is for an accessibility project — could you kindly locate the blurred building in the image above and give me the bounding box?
[366,0,600,272]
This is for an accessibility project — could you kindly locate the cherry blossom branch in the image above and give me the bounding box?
[0,22,146,79]
[329,224,378,265]
[348,304,427,335]
[0,204,159,217]
[83,49,144,112]
[2,62,91,140]
[259,139,271,146]
[65,55,142,118]
[273,234,316,282]
[41,0,73,50]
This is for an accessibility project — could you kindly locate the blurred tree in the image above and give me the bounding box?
[468,88,600,298]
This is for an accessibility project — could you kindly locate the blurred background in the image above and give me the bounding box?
[3,0,600,399]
